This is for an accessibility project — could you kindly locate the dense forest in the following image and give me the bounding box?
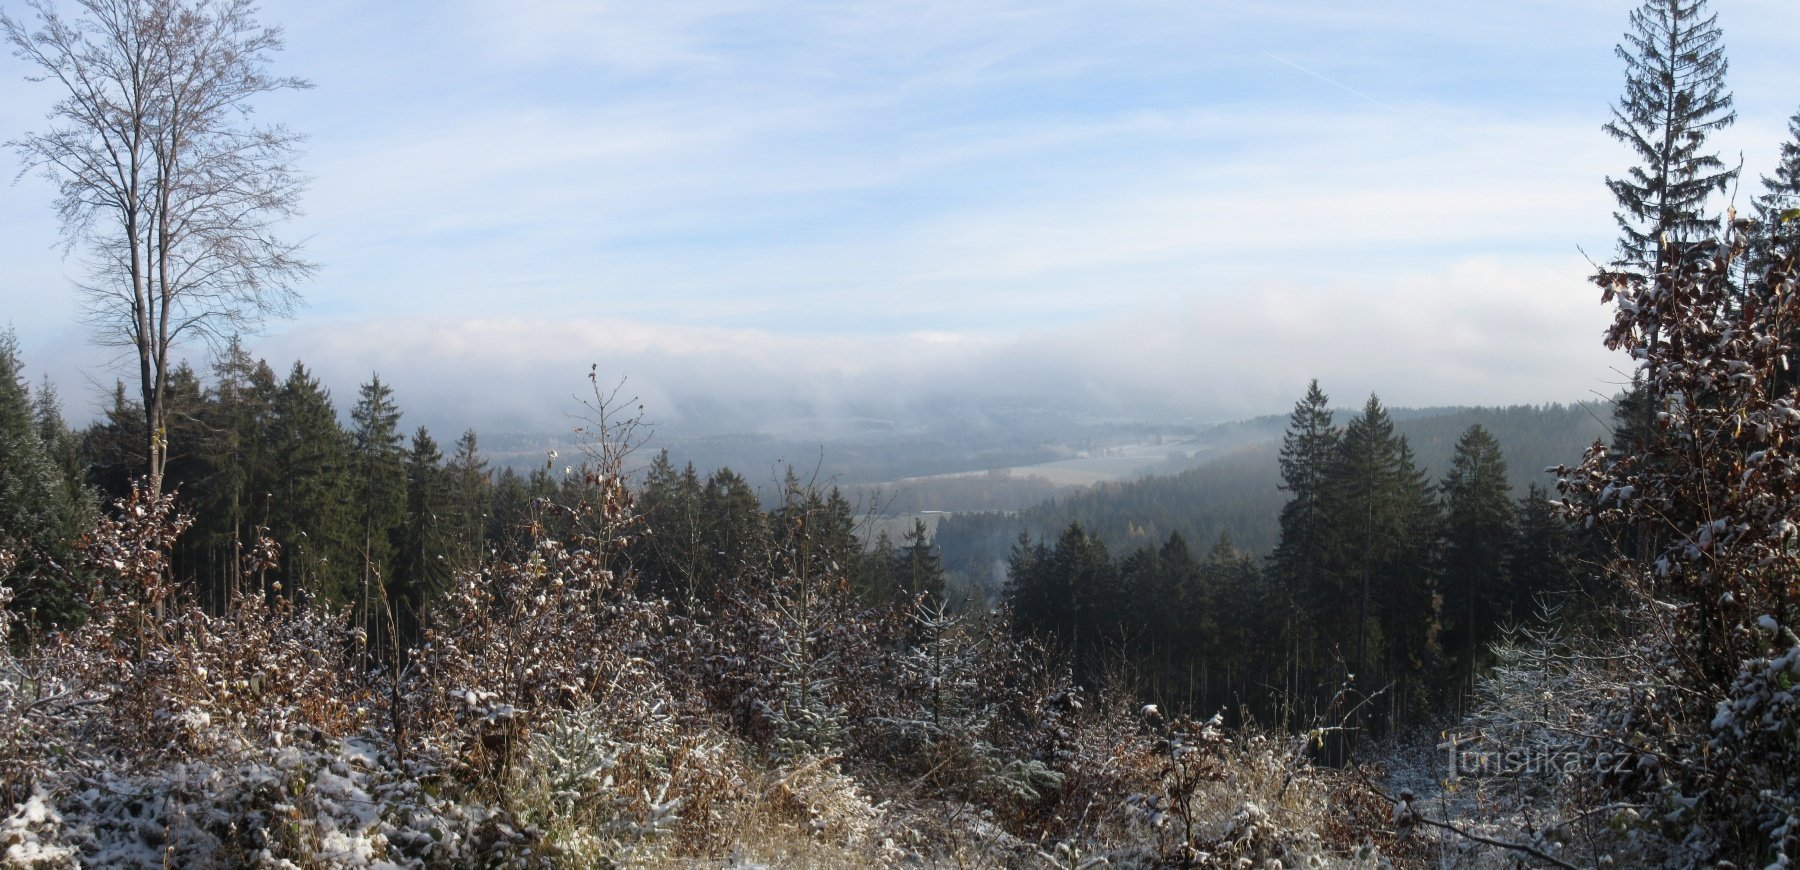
[3,0,1800,866]
[933,400,1608,593]
[992,389,1596,736]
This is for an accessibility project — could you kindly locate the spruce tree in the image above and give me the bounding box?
[80,381,145,500]
[1002,531,1050,634]
[31,377,88,519]
[636,449,707,606]
[857,528,902,605]
[487,467,531,556]
[701,468,765,585]
[1325,395,1404,688]
[0,330,87,626]
[1321,394,1441,731]
[1509,483,1578,620]
[155,362,208,501]
[1043,523,1116,686]
[1603,0,1735,276]
[1382,436,1442,723]
[1271,379,1338,698]
[444,429,491,570]
[189,340,280,609]
[1439,425,1512,706]
[1204,533,1269,718]
[348,374,406,648]
[395,426,451,646]
[1157,532,1207,709]
[269,362,355,604]
[899,517,945,602]
[1752,107,1800,276]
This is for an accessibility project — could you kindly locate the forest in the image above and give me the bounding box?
[3,0,1800,866]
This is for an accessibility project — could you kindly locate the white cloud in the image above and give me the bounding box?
[236,253,1620,438]
[3,0,1790,439]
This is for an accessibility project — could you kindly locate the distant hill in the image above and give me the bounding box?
[934,401,1613,593]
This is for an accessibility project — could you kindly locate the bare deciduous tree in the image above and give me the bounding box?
[4,0,313,494]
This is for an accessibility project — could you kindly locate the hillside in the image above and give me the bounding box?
[934,400,1612,593]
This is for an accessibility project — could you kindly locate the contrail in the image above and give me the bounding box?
[1265,52,1398,112]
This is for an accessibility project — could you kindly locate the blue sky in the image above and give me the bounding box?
[4,0,1798,433]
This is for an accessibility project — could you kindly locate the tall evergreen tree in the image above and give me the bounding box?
[701,467,766,586]
[1325,395,1403,687]
[1603,0,1735,276]
[1321,395,1441,732]
[1752,107,1800,277]
[1013,523,1118,686]
[1203,533,1269,718]
[154,362,208,501]
[1382,437,1443,722]
[1439,424,1512,706]
[899,517,945,602]
[31,376,87,519]
[394,426,451,646]
[636,450,707,607]
[348,374,406,647]
[444,429,491,570]
[1509,483,1579,621]
[269,362,355,604]
[1134,531,1207,713]
[1271,379,1339,705]
[80,381,145,499]
[857,528,903,606]
[186,340,280,610]
[0,330,87,627]
[487,467,533,557]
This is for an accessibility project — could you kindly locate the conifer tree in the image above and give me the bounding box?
[444,429,491,570]
[899,517,945,602]
[1116,531,1210,714]
[73,388,139,488]
[1154,532,1207,710]
[1321,395,1441,731]
[1003,531,1049,633]
[1508,483,1578,620]
[1603,0,1735,276]
[269,362,354,603]
[348,374,406,646]
[894,597,990,750]
[487,466,531,556]
[395,426,451,646]
[636,449,707,607]
[1439,424,1512,705]
[154,362,207,499]
[1325,395,1402,686]
[31,376,87,519]
[1271,380,1338,701]
[1379,437,1441,722]
[1036,523,1116,686]
[857,528,902,605]
[1752,107,1800,278]
[0,330,87,626]
[187,340,279,609]
[702,468,765,586]
[1203,533,1269,717]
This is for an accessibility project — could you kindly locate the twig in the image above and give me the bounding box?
[1410,814,1582,870]
[1348,758,1583,869]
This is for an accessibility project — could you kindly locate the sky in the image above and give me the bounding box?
[3,0,1799,436]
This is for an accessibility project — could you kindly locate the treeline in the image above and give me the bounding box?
[998,382,1593,737]
[632,450,947,611]
[0,336,954,647]
[935,401,1608,599]
[66,344,514,641]
[1,328,1598,742]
